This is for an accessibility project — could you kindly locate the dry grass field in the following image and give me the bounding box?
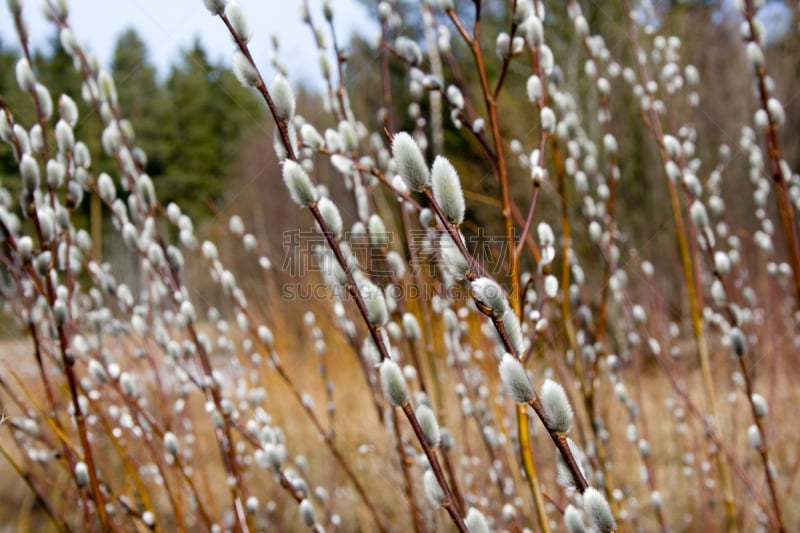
[1,290,798,531]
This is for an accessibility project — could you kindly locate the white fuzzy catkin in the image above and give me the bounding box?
[746,41,764,69]
[228,215,244,235]
[527,75,542,103]
[651,490,663,510]
[380,360,408,406]
[501,504,517,523]
[232,50,260,86]
[258,325,274,347]
[317,197,343,238]
[16,58,36,92]
[164,431,179,455]
[300,123,323,149]
[471,277,508,316]
[604,133,618,155]
[747,424,762,449]
[378,1,391,21]
[58,28,81,56]
[38,209,55,242]
[714,251,731,274]
[246,496,259,514]
[88,359,107,383]
[98,71,118,105]
[264,443,284,469]
[282,160,317,206]
[357,281,386,327]
[35,84,53,119]
[540,106,556,133]
[299,499,316,527]
[17,236,33,262]
[74,461,89,487]
[526,15,544,45]
[446,85,464,109]
[270,74,295,122]
[422,74,441,90]
[415,404,440,447]
[20,154,40,191]
[544,274,559,298]
[423,469,446,506]
[431,156,465,224]
[386,250,405,278]
[74,142,91,169]
[440,232,471,278]
[396,36,422,65]
[402,312,421,341]
[767,98,785,125]
[392,132,429,191]
[323,252,349,287]
[751,393,768,418]
[661,135,680,160]
[496,32,511,59]
[368,214,388,247]
[499,353,534,404]
[564,504,586,533]
[203,0,227,14]
[55,120,75,153]
[138,174,156,208]
[12,124,29,154]
[541,378,573,433]
[583,487,617,532]
[97,173,116,203]
[101,123,121,155]
[30,125,44,154]
[180,300,196,324]
[502,307,523,356]
[226,1,251,43]
[690,201,709,229]
[338,123,357,153]
[465,507,490,533]
[0,113,12,143]
[538,222,554,247]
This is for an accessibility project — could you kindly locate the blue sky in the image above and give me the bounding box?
[0,0,377,88]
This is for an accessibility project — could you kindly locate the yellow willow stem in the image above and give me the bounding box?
[666,178,738,530]
[517,406,551,533]
[553,140,622,527]
[0,442,66,533]
[465,8,542,526]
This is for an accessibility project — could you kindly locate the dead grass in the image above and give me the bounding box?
[2,294,798,532]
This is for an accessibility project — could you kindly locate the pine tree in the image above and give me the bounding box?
[111,28,169,177]
[162,40,263,219]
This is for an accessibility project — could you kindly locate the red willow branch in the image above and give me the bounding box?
[742,0,800,310]
[210,12,469,531]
